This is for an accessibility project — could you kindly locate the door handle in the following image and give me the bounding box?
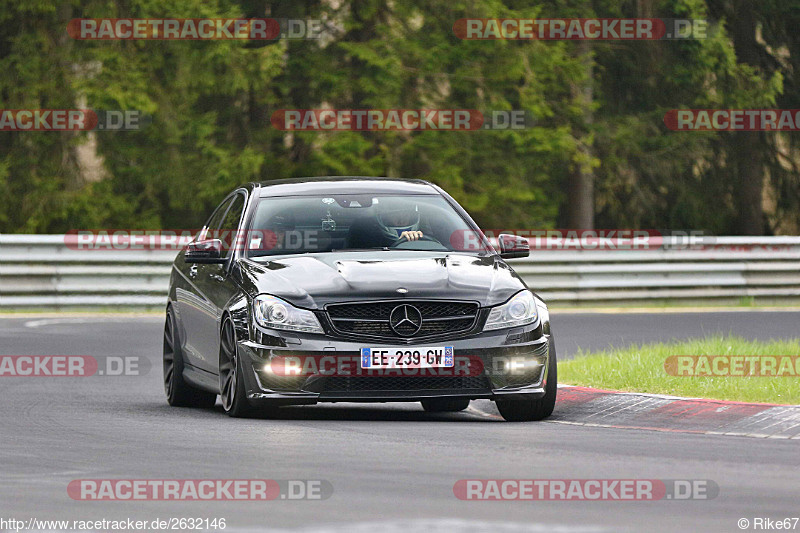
[189,265,198,278]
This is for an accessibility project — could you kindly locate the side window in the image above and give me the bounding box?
[201,197,234,240]
[219,193,246,260]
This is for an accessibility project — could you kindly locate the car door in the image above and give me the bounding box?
[176,195,235,372]
[192,191,248,373]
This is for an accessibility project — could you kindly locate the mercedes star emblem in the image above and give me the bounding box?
[389,304,423,336]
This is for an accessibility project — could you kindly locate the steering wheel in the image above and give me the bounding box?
[389,234,444,249]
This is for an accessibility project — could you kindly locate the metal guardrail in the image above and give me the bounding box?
[1,234,800,308]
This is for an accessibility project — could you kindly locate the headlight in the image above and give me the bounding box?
[483,290,539,331]
[253,295,324,334]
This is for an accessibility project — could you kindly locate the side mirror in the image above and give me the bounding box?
[497,233,529,259]
[185,239,226,264]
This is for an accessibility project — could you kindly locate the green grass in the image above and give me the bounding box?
[560,335,800,405]
[549,299,800,310]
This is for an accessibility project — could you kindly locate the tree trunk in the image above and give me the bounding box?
[565,41,594,230]
[731,0,765,235]
[735,132,764,234]
[565,145,594,230]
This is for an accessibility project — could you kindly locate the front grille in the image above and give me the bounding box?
[322,376,490,392]
[326,300,479,340]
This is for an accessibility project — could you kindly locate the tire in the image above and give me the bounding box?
[163,307,217,408]
[496,337,558,422]
[421,397,471,412]
[219,317,252,417]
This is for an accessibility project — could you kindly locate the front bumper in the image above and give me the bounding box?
[236,321,552,405]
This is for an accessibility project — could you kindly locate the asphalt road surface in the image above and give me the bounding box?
[0,311,798,533]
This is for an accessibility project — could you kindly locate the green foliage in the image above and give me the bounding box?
[1,0,799,233]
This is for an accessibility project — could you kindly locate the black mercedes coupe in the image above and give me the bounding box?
[163,177,556,421]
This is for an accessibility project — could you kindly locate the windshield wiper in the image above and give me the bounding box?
[329,247,391,252]
[247,251,316,258]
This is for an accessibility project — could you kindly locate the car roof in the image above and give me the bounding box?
[252,176,439,197]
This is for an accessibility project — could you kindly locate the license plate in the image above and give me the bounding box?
[360,347,454,369]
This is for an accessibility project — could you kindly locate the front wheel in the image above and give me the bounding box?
[496,337,558,422]
[219,317,252,417]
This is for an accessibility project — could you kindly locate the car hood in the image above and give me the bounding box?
[238,251,526,309]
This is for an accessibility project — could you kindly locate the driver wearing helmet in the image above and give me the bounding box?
[375,197,424,242]
[253,211,295,253]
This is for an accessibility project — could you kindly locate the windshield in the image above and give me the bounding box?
[245,194,484,257]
